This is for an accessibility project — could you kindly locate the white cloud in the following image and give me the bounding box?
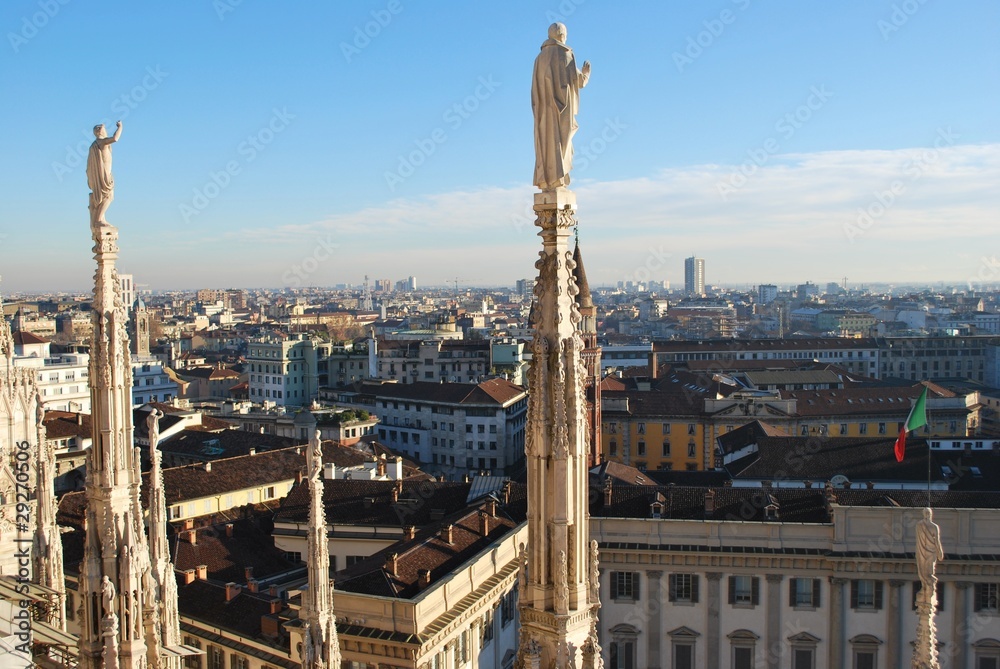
[221,142,1000,288]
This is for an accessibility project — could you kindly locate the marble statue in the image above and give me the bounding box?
[146,408,162,447]
[87,121,123,227]
[916,507,944,588]
[531,22,590,191]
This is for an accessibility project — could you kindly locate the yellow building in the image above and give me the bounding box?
[601,384,976,471]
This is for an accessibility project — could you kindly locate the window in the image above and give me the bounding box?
[637,422,645,434]
[481,609,494,646]
[851,579,883,610]
[609,441,618,457]
[840,423,849,435]
[728,575,759,606]
[609,625,639,669]
[637,441,646,456]
[850,635,881,669]
[878,422,886,434]
[729,630,759,669]
[662,423,671,434]
[973,640,1000,669]
[788,633,820,669]
[611,572,639,600]
[662,441,671,457]
[912,581,944,611]
[500,590,516,627]
[207,646,224,669]
[687,443,696,458]
[975,583,1000,612]
[687,424,696,435]
[265,486,275,499]
[183,637,202,668]
[285,551,302,563]
[669,573,699,603]
[860,423,868,435]
[790,578,821,608]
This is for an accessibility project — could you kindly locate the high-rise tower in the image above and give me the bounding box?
[684,256,705,296]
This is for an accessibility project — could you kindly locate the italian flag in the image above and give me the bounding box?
[894,386,928,462]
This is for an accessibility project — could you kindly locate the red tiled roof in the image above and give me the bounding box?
[13,330,48,345]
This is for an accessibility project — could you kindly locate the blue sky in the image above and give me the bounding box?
[1,0,998,293]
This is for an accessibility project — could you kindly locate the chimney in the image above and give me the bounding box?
[269,598,282,614]
[384,552,399,576]
[866,481,875,490]
[418,569,431,589]
[479,512,490,536]
[182,569,196,585]
[203,461,212,472]
[268,584,278,598]
[225,583,241,601]
[485,499,497,517]
[196,565,208,580]
[403,525,416,541]
[377,457,386,477]
[185,530,197,545]
[441,524,454,544]
[295,469,303,484]
[226,523,234,538]
[244,566,254,581]
[704,489,716,516]
[804,480,813,489]
[249,448,256,456]
[247,579,259,593]
[392,479,403,503]
[77,413,83,426]
[502,480,511,505]
[183,518,194,531]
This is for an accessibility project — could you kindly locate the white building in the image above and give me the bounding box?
[594,485,1000,669]
[247,332,319,406]
[336,379,528,478]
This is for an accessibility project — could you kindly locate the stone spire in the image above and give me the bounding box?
[33,389,67,629]
[146,409,183,668]
[79,135,164,668]
[572,240,602,467]
[520,24,601,668]
[131,297,150,358]
[297,411,342,669]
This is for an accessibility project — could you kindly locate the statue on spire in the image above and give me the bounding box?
[87,121,123,228]
[531,23,590,191]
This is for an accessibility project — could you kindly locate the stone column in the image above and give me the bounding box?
[887,580,906,669]
[765,575,783,669]
[648,571,662,669]
[829,578,847,669]
[706,572,722,669]
[953,582,971,669]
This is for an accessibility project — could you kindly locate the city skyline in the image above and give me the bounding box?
[2,1,998,292]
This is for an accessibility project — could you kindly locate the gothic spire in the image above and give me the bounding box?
[297,411,342,669]
[33,389,67,629]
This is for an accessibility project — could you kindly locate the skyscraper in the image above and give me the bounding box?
[684,256,705,295]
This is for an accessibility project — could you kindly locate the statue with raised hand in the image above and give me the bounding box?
[87,121,123,227]
[531,23,590,191]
